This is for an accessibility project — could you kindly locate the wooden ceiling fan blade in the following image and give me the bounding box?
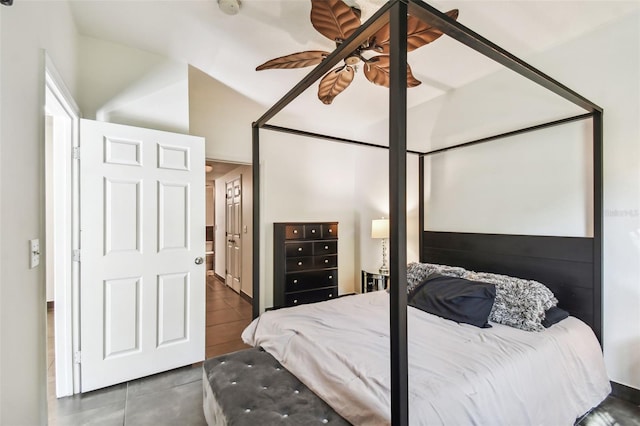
[406,9,459,51]
[256,50,330,71]
[370,9,459,54]
[364,55,421,88]
[318,65,355,105]
[406,63,422,87]
[311,0,361,43]
[364,56,390,87]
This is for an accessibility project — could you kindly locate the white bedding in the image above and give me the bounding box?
[242,291,610,426]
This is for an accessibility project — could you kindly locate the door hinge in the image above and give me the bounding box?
[74,351,81,364]
[72,147,80,160]
[73,249,81,262]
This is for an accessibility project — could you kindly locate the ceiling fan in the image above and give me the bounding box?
[256,0,458,105]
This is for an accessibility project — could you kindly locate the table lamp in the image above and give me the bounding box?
[371,218,389,275]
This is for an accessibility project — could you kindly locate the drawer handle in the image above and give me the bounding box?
[298,261,303,266]
[293,299,298,304]
[311,229,316,233]
[293,230,298,234]
[329,229,333,233]
[298,247,303,251]
[324,259,329,264]
[293,279,298,284]
[329,294,333,298]
[324,245,329,250]
[329,275,333,279]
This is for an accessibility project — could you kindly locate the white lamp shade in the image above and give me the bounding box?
[371,219,389,239]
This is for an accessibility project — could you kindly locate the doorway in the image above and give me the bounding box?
[204,160,253,358]
[44,56,80,408]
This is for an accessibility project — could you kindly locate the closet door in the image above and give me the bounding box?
[225,177,242,293]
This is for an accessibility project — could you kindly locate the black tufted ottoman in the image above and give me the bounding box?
[202,347,351,425]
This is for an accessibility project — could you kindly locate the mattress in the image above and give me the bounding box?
[242,291,610,426]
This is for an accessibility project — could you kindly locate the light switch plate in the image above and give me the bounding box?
[30,239,40,268]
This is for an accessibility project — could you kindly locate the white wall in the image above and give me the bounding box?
[188,65,259,296]
[401,12,640,390]
[550,11,640,391]
[354,147,421,281]
[188,65,262,164]
[78,35,189,133]
[0,1,78,423]
[424,120,593,237]
[259,132,359,311]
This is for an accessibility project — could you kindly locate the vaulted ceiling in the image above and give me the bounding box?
[69,0,639,142]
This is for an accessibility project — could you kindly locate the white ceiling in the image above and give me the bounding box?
[69,0,640,139]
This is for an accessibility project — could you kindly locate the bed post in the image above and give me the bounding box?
[593,111,603,345]
[419,155,424,262]
[252,123,260,319]
[389,1,409,424]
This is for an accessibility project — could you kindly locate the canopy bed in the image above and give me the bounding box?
[204,1,606,425]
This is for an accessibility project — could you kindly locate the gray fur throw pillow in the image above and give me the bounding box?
[406,262,466,294]
[462,270,558,332]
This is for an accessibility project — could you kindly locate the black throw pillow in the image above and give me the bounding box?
[542,306,570,328]
[408,273,496,328]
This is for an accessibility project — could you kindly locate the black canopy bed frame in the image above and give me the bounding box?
[249,1,603,425]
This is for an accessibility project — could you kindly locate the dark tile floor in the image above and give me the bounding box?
[47,275,252,425]
[577,395,640,426]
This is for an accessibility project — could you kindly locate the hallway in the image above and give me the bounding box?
[206,274,252,358]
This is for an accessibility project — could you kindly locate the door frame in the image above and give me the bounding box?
[44,53,81,397]
[208,159,251,290]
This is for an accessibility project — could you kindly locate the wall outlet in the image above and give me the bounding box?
[30,239,40,268]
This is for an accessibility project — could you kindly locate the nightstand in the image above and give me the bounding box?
[361,270,389,293]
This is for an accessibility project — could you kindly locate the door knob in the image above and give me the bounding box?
[195,257,204,265]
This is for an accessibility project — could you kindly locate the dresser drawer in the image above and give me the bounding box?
[314,254,338,269]
[323,223,338,239]
[286,256,317,272]
[305,224,323,239]
[285,270,338,292]
[285,225,304,240]
[313,240,337,255]
[285,242,313,257]
[286,287,338,307]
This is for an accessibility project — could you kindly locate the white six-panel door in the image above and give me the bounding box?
[225,178,242,293]
[79,119,205,392]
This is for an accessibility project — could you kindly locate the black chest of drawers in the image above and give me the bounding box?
[273,222,338,308]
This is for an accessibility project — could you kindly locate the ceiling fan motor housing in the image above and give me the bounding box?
[345,56,360,65]
[218,0,240,15]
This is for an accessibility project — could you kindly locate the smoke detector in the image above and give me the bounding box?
[218,0,241,15]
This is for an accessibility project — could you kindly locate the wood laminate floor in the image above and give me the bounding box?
[205,274,252,358]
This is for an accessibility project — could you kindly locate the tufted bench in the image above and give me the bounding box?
[202,347,351,426]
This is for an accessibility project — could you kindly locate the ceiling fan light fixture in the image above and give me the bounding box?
[218,0,241,15]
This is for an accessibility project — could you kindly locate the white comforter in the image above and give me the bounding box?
[242,291,610,426]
